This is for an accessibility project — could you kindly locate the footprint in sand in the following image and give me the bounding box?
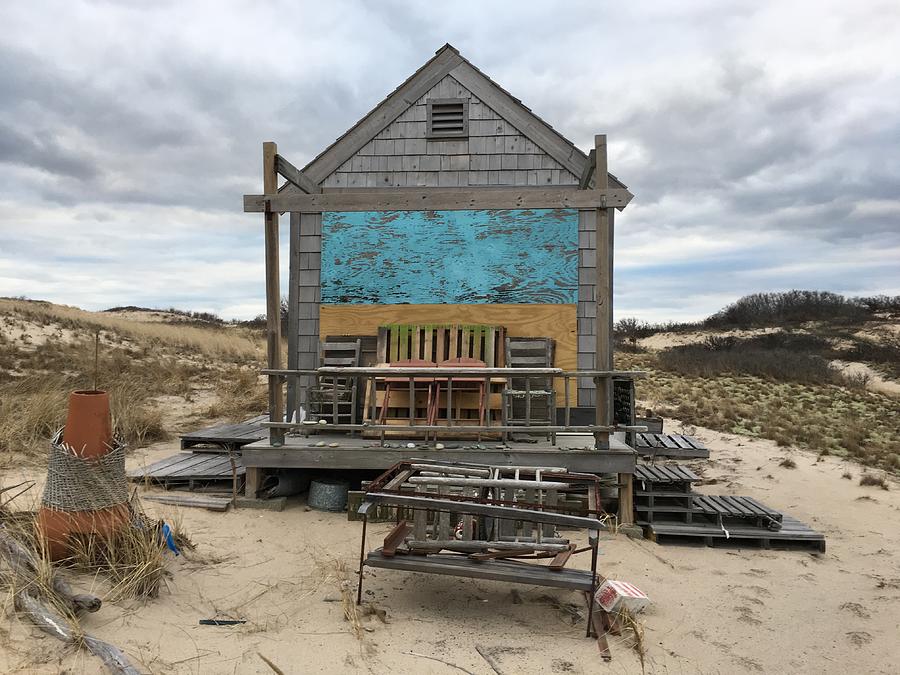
[840,602,871,619]
[846,631,873,646]
[734,605,762,625]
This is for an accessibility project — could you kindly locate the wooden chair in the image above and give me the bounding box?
[378,358,438,425]
[502,337,556,437]
[433,357,488,426]
[309,339,361,425]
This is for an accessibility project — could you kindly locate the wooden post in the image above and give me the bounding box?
[245,467,262,499]
[618,472,634,526]
[263,142,285,445]
[594,134,612,451]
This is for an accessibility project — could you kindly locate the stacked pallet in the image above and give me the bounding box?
[634,463,825,552]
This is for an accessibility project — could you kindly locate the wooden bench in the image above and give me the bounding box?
[355,460,607,636]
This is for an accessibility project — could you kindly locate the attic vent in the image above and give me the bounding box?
[427,98,468,138]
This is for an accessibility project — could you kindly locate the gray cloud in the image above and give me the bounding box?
[0,0,897,320]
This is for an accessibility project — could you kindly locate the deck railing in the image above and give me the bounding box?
[262,367,645,449]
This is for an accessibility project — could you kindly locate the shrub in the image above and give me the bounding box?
[657,344,839,385]
[859,474,889,490]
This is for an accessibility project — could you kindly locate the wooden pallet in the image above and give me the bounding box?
[180,414,267,452]
[648,514,824,552]
[692,494,782,529]
[638,494,783,528]
[634,464,701,486]
[128,452,245,487]
[634,433,709,459]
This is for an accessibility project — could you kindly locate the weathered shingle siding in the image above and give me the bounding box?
[320,75,579,189]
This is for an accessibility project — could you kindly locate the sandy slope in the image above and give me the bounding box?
[2,422,898,675]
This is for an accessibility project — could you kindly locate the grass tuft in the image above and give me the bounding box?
[859,474,889,490]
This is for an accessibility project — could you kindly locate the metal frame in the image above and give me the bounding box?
[354,460,605,637]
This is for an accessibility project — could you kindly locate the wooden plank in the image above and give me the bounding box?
[244,186,632,213]
[483,326,495,367]
[449,324,459,360]
[376,326,389,363]
[549,543,577,570]
[682,435,707,450]
[390,325,400,362]
[142,494,231,511]
[381,521,412,557]
[365,551,595,592]
[275,154,321,194]
[243,445,637,474]
[436,326,446,362]
[579,149,596,189]
[423,327,434,362]
[412,325,422,360]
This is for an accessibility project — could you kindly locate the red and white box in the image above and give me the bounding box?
[594,580,650,614]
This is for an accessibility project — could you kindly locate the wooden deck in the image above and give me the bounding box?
[128,452,245,487]
[180,414,268,452]
[242,432,636,474]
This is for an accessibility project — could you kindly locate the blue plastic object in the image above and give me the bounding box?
[161,522,180,556]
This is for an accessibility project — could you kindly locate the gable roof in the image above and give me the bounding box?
[301,44,628,192]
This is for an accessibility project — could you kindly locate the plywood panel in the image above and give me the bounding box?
[321,209,577,305]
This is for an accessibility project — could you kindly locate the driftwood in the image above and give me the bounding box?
[0,527,140,675]
[14,591,141,675]
[0,527,101,614]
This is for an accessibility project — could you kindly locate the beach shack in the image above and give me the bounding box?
[242,44,642,520]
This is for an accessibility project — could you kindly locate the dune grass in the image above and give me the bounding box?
[0,298,263,361]
[622,350,900,472]
[0,300,269,462]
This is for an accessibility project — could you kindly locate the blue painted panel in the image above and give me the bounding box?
[321,209,578,304]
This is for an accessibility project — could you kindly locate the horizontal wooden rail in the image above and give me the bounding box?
[244,186,633,213]
[263,367,645,378]
[261,422,647,433]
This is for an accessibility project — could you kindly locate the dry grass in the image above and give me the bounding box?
[859,474,890,490]
[1,300,270,462]
[0,298,263,360]
[204,368,268,420]
[617,608,646,673]
[622,351,900,472]
[1,489,193,604]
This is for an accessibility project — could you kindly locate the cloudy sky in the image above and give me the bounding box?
[1,0,898,321]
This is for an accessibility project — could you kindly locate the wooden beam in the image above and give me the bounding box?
[244,186,633,213]
[579,149,596,189]
[594,135,612,450]
[275,154,321,194]
[263,142,284,442]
